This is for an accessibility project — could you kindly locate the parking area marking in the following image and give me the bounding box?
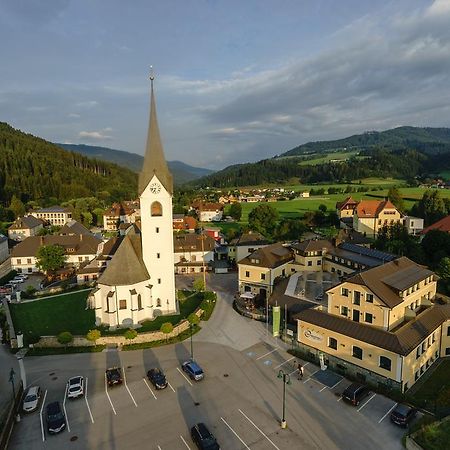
[168,382,176,393]
[157,446,162,450]
[40,389,48,442]
[256,348,278,360]
[62,383,71,432]
[123,369,138,407]
[85,377,94,423]
[274,356,294,369]
[357,393,377,412]
[289,362,309,376]
[330,378,344,390]
[303,369,320,384]
[378,403,398,423]
[319,385,328,392]
[143,378,157,399]
[176,367,193,386]
[337,396,342,402]
[221,417,251,450]
[180,435,191,449]
[104,374,117,415]
[238,409,280,450]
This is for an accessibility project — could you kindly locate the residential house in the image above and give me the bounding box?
[8,216,44,241]
[295,257,450,392]
[228,231,269,263]
[203,226,223,243]
[336,196,358,219]
[299,192,310,198]
[403,216,424,235]
[31,206,72,226]
[172,214,197,232]
[421,215,450,235]
[173,233,216,274]
[59,219,93,236]
[11,234,102,273]
[103,202,138,232]
[195,202,224,222]
[353,200,402,237]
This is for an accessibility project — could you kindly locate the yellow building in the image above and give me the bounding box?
[295,257,450,392]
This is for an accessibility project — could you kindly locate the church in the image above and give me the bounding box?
[90,75,177,328]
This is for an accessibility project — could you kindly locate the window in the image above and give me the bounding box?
[84,275,89,282]
[151,201,163,216]
[341,288,349,297]
[415,371,419,381]
[138,294,142,310]
[245,271,250,278]
[341,306,349,317]
[379,356,391,371]
[365,313,373,324]
[446,348,450,356]
[416,347,421,359]
[328,337,338,350]
[261,273,265,280]
[352,346,363,360]
[156,227,159,233]
[78,257,83,262]
[157,253,160,259]
[353,291,361,305]
[156,298,161,307]
[366,293,373,303]
[192,255,197,262]
[158,278,161,284]
[432,332,436,344]
[447,326,450,337]
[119,299,127,310]
[307,261,312,266]
[317,260,322,265]
[17,259,21,264]
[27,258,31,264]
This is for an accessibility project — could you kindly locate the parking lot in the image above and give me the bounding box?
[9,338,410,450]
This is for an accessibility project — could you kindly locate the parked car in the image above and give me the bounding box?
[22,386,41,413]
[182,360,204,381]
[390,404,417,427]
[341,383,370,406]
[10,278,23,285]
[147,368,168,390]
[67,376,84,399]
[191,423,220,450]
[46,402,66,434]
[106,367,123,386]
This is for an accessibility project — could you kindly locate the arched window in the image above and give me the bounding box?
[137,294,142,310]
[156,298,161,307]
[151,201,163,216]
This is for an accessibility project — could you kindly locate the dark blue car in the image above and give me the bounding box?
[182,360,204,381]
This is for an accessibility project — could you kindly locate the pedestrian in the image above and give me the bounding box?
[298,363,304,380]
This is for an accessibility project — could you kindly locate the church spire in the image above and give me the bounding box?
[138,68,173,195]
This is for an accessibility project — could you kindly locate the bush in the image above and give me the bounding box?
[86,329,101,345]
[124,328,138,340]
[57,331,73,347]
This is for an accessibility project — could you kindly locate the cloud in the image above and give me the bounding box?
[68,113,80,118]
[78,129,112,140]
[75,100,98,108]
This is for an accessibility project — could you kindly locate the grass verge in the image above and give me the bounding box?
[413,418,450,450]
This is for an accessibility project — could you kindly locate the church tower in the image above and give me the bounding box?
[139,73,176,313]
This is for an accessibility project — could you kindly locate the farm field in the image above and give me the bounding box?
[297,150,361,166]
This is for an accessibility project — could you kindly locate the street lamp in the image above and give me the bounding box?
[277,369,291,429]
[9,367,16,400]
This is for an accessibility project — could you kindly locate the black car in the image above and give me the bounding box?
[106,367,123,386]
[191,423,220,450]
[46,402,66,434]
[147,368,168,390]
[390,404,417,427]
[342,383,370,406]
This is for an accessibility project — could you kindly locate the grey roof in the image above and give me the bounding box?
[239,243,293,269]
[138,80,173,195]
[383,265,435,292]
[59,220,92,236]
[34,206,71,213]
[9,215,43,230]
[97,234,150,286]
[339,242,396,263]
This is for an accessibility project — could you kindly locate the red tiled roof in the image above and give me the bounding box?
[355,199,397,218]
[421,215,450,234]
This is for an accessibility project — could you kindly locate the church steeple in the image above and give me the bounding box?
[138,69,173,195]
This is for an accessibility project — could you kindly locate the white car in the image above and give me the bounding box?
[67,376,84,398]
[10,278,23,285]
[23,386,41,413]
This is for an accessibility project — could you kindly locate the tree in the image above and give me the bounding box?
[86,329,101,346]
[421,230,450,268]
[36,245,67,274]
[160,322,173,342]
[9,195,25,218]
[411,190,447,225]
[229,203,242,221]
[387,187,405,212]
[187,313,200,358]
[193,278,205,292]
[57,331,73,350]
[124,328,138,341]
[248,204,279,237]
[318,204,327,214]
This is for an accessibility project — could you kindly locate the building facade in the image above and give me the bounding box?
[31,206,72,226]
[173,233,215,274]
[353,200,403,237]
[8,216,44,241]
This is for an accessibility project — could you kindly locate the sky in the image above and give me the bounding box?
[1,0,450,170]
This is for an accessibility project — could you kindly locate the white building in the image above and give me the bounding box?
[8,216,44,241]
[196,203,224,222]
[173,233,215,274]
[31,206,72,226]
[403,216,424,235]
[90,77,178,329]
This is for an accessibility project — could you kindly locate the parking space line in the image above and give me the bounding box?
[289,362,309,376]
[143,378,157,399]
[378,403,398,423]
[303,369,320,384]
[123,369,138,407]
[180,435,191,449]
[319,385,328,392]
[177,367,193,386]
[40,389,48,442]
[330,378,344,390]
[62,383,71,432]
[357,393,377,412]
[157,446,162,450]
[85,377,94,423]
[104,373,117,415]
[168,382,176,393]
[337,396,342,402]
[239,409,280,450]
[256,348,278,360]
[221,417,251,449]
[274,356,294,369]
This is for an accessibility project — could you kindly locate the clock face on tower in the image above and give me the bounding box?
[149,182,161,194]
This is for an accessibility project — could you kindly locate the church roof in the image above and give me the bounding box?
[138,78,173,195]
[97,234,149,286]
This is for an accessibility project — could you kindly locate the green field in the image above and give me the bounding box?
[297,150,361,166]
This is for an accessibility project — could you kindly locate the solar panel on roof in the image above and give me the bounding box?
[382,265,433,291]
[340,242,396,261]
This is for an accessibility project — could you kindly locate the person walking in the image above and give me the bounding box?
[297,363,304,380]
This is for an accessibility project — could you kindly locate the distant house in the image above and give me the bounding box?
[336,196,358,219]
[173,233,216,274]
[11,234,102,274]
[195,202,224,222]
[103,202,138,231]
[403,216,424,235]
[228,231,269,263]
[30,206,72,226]
[8,216,44,241]
[172,214,197,232]
[421,215,450,235]
[353,200,402,237]
[203,226,222,243]
[59,219,93,236]
[0,234,9,264]
[299,192,310,198]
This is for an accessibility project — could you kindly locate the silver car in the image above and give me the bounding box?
[22,386,41,413]
[67,376,84,398]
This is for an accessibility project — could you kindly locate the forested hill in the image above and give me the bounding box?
[0,122,137,204]
[282,126,450,157]
[192,127,450,188]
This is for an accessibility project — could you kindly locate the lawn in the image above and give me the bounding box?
[297,150,361,166]
[414,418,450,450]
[9,290,95,344]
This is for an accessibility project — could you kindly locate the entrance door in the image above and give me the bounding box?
[260,288,267,300]
[352,309,360,322]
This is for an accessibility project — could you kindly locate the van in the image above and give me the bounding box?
[342,383,370,406]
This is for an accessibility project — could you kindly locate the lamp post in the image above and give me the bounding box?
[277,369,291,429]
[9,367,16,400]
